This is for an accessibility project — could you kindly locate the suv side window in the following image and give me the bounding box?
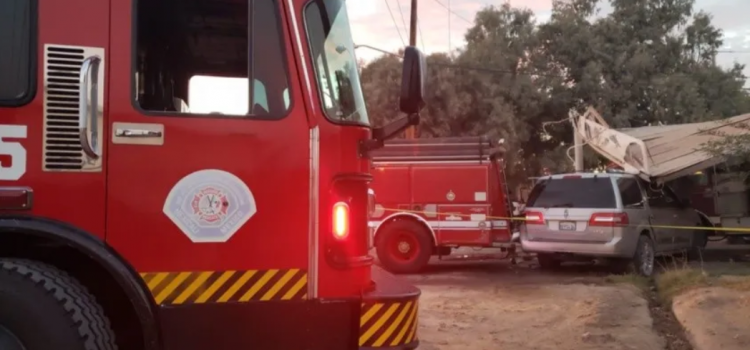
[645,184,678,208]
[0,0,37,107]
[617,177,644,208]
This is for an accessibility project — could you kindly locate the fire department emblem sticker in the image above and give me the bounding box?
[163,169,257,243]
[446,190,456,201]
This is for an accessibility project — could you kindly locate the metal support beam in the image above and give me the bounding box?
[571,110,584,172]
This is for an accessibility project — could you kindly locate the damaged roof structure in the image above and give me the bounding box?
[575,107,750,184]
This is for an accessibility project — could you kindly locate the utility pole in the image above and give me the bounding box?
[405,0,418,139]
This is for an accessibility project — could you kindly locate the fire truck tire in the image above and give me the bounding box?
[536,253,561,270]
[376,220,433,274]
[688,229,708,260]
[0,258,117,350]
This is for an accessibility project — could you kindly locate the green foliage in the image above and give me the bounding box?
[359,0,750,188]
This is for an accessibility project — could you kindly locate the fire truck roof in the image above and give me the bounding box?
[370,136,505,163]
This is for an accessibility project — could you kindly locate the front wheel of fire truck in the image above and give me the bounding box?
[0,259,117,350]
[376,220,433,274]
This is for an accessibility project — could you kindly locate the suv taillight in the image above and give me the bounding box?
[589,212,629,227]
[524,211,545,225]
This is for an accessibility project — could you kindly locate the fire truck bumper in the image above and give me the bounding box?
[359,265,421,350]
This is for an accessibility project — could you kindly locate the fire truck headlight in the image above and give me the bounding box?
[332,201,350,240]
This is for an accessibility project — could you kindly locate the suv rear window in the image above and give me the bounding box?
[0,0,37,106]
[527,177,616,209]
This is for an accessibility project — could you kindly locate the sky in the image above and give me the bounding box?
[347,0,750,77]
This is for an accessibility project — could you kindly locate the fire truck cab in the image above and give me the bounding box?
[0,0,426,349]
[368,137,514,273]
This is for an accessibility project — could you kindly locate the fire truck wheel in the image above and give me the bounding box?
[0,259,117,350]
[536,253,561,270]
[688,229,708,260]
[376,220,433,274]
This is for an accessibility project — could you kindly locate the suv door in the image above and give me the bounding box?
[644,183,682,252]
[616,177,654,248]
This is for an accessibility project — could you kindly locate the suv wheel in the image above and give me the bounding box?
[632,235,656,277]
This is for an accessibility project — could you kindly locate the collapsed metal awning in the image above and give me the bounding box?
[575,108,750,183]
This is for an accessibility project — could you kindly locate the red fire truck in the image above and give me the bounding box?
[368,137,515,273]
[0,0,427,349]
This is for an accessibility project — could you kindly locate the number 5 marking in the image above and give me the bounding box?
[0,125,28,181]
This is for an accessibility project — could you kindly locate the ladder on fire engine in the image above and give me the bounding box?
[369,136,505,163]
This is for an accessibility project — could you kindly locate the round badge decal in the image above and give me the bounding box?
[446,190,456,201]
[163,169,257,243]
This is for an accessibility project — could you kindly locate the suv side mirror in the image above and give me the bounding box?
[399,46,426,114]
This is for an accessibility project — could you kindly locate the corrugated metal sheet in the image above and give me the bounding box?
[580,112,750,183]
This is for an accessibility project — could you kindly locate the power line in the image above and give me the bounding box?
[431,0,473,24]
[384,0,406,46]
[418,19,427,52]
[395,0,409,36]
[430,62,566,78]
[396,0,426,51]
[718,50,750,54]
[355,44,566,78]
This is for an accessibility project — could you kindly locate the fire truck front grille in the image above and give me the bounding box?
[43,44,104,172]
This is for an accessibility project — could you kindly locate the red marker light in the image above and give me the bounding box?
[0,187,33,210]
[332,202,349,239]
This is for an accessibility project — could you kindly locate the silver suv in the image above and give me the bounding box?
[520,172,705,276]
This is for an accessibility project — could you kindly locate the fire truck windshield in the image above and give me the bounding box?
[305,0,369,126]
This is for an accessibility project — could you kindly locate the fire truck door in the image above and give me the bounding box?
[105,0,310,329]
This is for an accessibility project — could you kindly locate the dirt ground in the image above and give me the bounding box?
[416,281,664,350]
[393,241,750,350]
[672,284,750,350]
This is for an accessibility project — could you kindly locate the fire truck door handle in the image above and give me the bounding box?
[79,55,102,160]
[115,129,163,138]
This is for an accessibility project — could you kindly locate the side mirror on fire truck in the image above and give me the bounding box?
[399,46,426,115]
[359,46,427,156]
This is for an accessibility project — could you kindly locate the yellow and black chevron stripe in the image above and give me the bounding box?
[140,269,308,305]
[359,299,419,348]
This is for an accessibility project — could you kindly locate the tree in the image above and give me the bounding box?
[359,0,750,187]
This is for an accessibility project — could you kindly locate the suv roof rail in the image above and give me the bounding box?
[370,136,505,162]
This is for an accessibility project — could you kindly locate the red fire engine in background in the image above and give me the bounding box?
[368,137,515,273]
[0,0,427,349]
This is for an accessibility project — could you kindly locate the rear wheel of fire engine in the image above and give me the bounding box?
[0,259,117,350]
[688,228,708,260]
[376,220,433,274]
[536,253,561,270]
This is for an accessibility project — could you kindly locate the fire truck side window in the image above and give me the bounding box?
[304,0,370,126]
[0,0,37,107]
[133,0,291,118]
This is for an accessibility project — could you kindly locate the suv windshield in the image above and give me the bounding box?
[527,177,616,209]
[304,0,369,125]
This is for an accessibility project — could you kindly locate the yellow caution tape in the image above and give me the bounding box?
[380,208,750,234]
